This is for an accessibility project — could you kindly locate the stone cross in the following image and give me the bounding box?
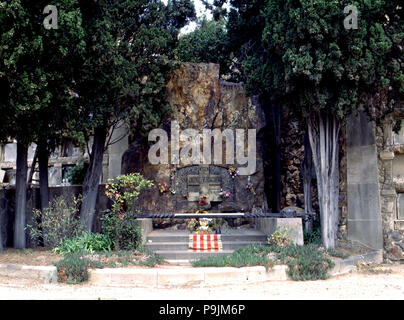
[187,165,221,203]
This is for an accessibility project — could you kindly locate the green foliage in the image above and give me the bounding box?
[326,248,349,259]
[267,226,292,249]
[26,195,84,248]
[101,211,142,251]
[102,173,153,250]
[303,219,322,246]
[193,243,334,281]
[225,0,403,118]
[192,244,274,268]
[277,244,334,281]
[54,232,112,255]
[54,253,103,284]
[74,0,196,140]
[178,17,232,78]
[0,0,85,145]
[392,119,403,135]
[105,173,154,215]
[65,162,89,185]
[137,248,165,267]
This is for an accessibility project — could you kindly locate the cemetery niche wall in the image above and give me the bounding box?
[376,110,404,262]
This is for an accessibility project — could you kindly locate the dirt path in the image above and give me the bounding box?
[0,264,403,300]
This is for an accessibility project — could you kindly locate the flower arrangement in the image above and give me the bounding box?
[157,181,169,194]
[228,166,239,178]
[187,217,213,234]
[219,189,231,199]
[199,195,209,206]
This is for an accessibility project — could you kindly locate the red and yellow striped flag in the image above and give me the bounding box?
[189,234,223,252]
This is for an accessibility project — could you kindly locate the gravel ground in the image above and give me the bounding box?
[0,264,403,300]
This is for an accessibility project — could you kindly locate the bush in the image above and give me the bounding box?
[192,243,334,281]
[54,253,91,284]
[303,218,322,246]
[277,244,334,281]
[192,244,274,268]
[268,226,292,249]
[103,173,153,250]
[101,211,142,251]
[54,232,112,255]
[26,195,84,248]
[65,162,88,185]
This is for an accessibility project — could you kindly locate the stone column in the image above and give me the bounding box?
[346,111,383,250]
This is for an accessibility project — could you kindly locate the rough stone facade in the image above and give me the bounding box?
[375,112,404,262]
[122,63,268,217]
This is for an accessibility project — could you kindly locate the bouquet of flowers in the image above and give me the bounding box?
[228,166,239,179]
[199,195,209,206]
[157,181,169,194]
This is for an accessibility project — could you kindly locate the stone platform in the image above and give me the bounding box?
[144,229,268,260]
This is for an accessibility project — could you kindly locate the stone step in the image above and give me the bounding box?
[146,230,268,243]
[145,241,266,251]
[153,250,235,260]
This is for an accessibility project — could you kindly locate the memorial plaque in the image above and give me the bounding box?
[187,165,221,202]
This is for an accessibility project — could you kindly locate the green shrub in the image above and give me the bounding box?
[103,173,153,250]
[54,232,112,255]
[303,219,322,246]
[268,226,292,249]
[326,248,349,259]
[26,195,84,248]
[54,253,90,284]
[192,243,334,281]
[101,211,142,251]
[138,248,165,267]
[277,244,334,281]
[65,162,88,185]
[192,244,274,268]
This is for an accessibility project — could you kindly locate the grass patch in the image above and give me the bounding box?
[326,248,349,259]
[277,244,334,280]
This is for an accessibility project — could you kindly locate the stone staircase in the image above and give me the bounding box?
[144,229,268,261]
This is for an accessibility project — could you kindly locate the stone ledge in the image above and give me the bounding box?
[0,264,57,283]
[329,250,383,276]
[1,251,382,287]
[89,265,289,288]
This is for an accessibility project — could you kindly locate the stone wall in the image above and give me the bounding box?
[122,63,268,217]
[376,112,404,261]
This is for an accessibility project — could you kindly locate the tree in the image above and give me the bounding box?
[242,0,402,248]
[0,0,85,248]
[207,0,403,248]
[177,17,233,78]
[75,0,195,231]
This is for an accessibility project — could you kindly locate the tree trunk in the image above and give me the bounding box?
[38,139,50,211]
[307,111,340,249]
[27,146,38,185]
[303,129,313,233]
[80,126,108,231]
[14,142,28,249]
[0,208,3,252]
[271,102,281,212]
